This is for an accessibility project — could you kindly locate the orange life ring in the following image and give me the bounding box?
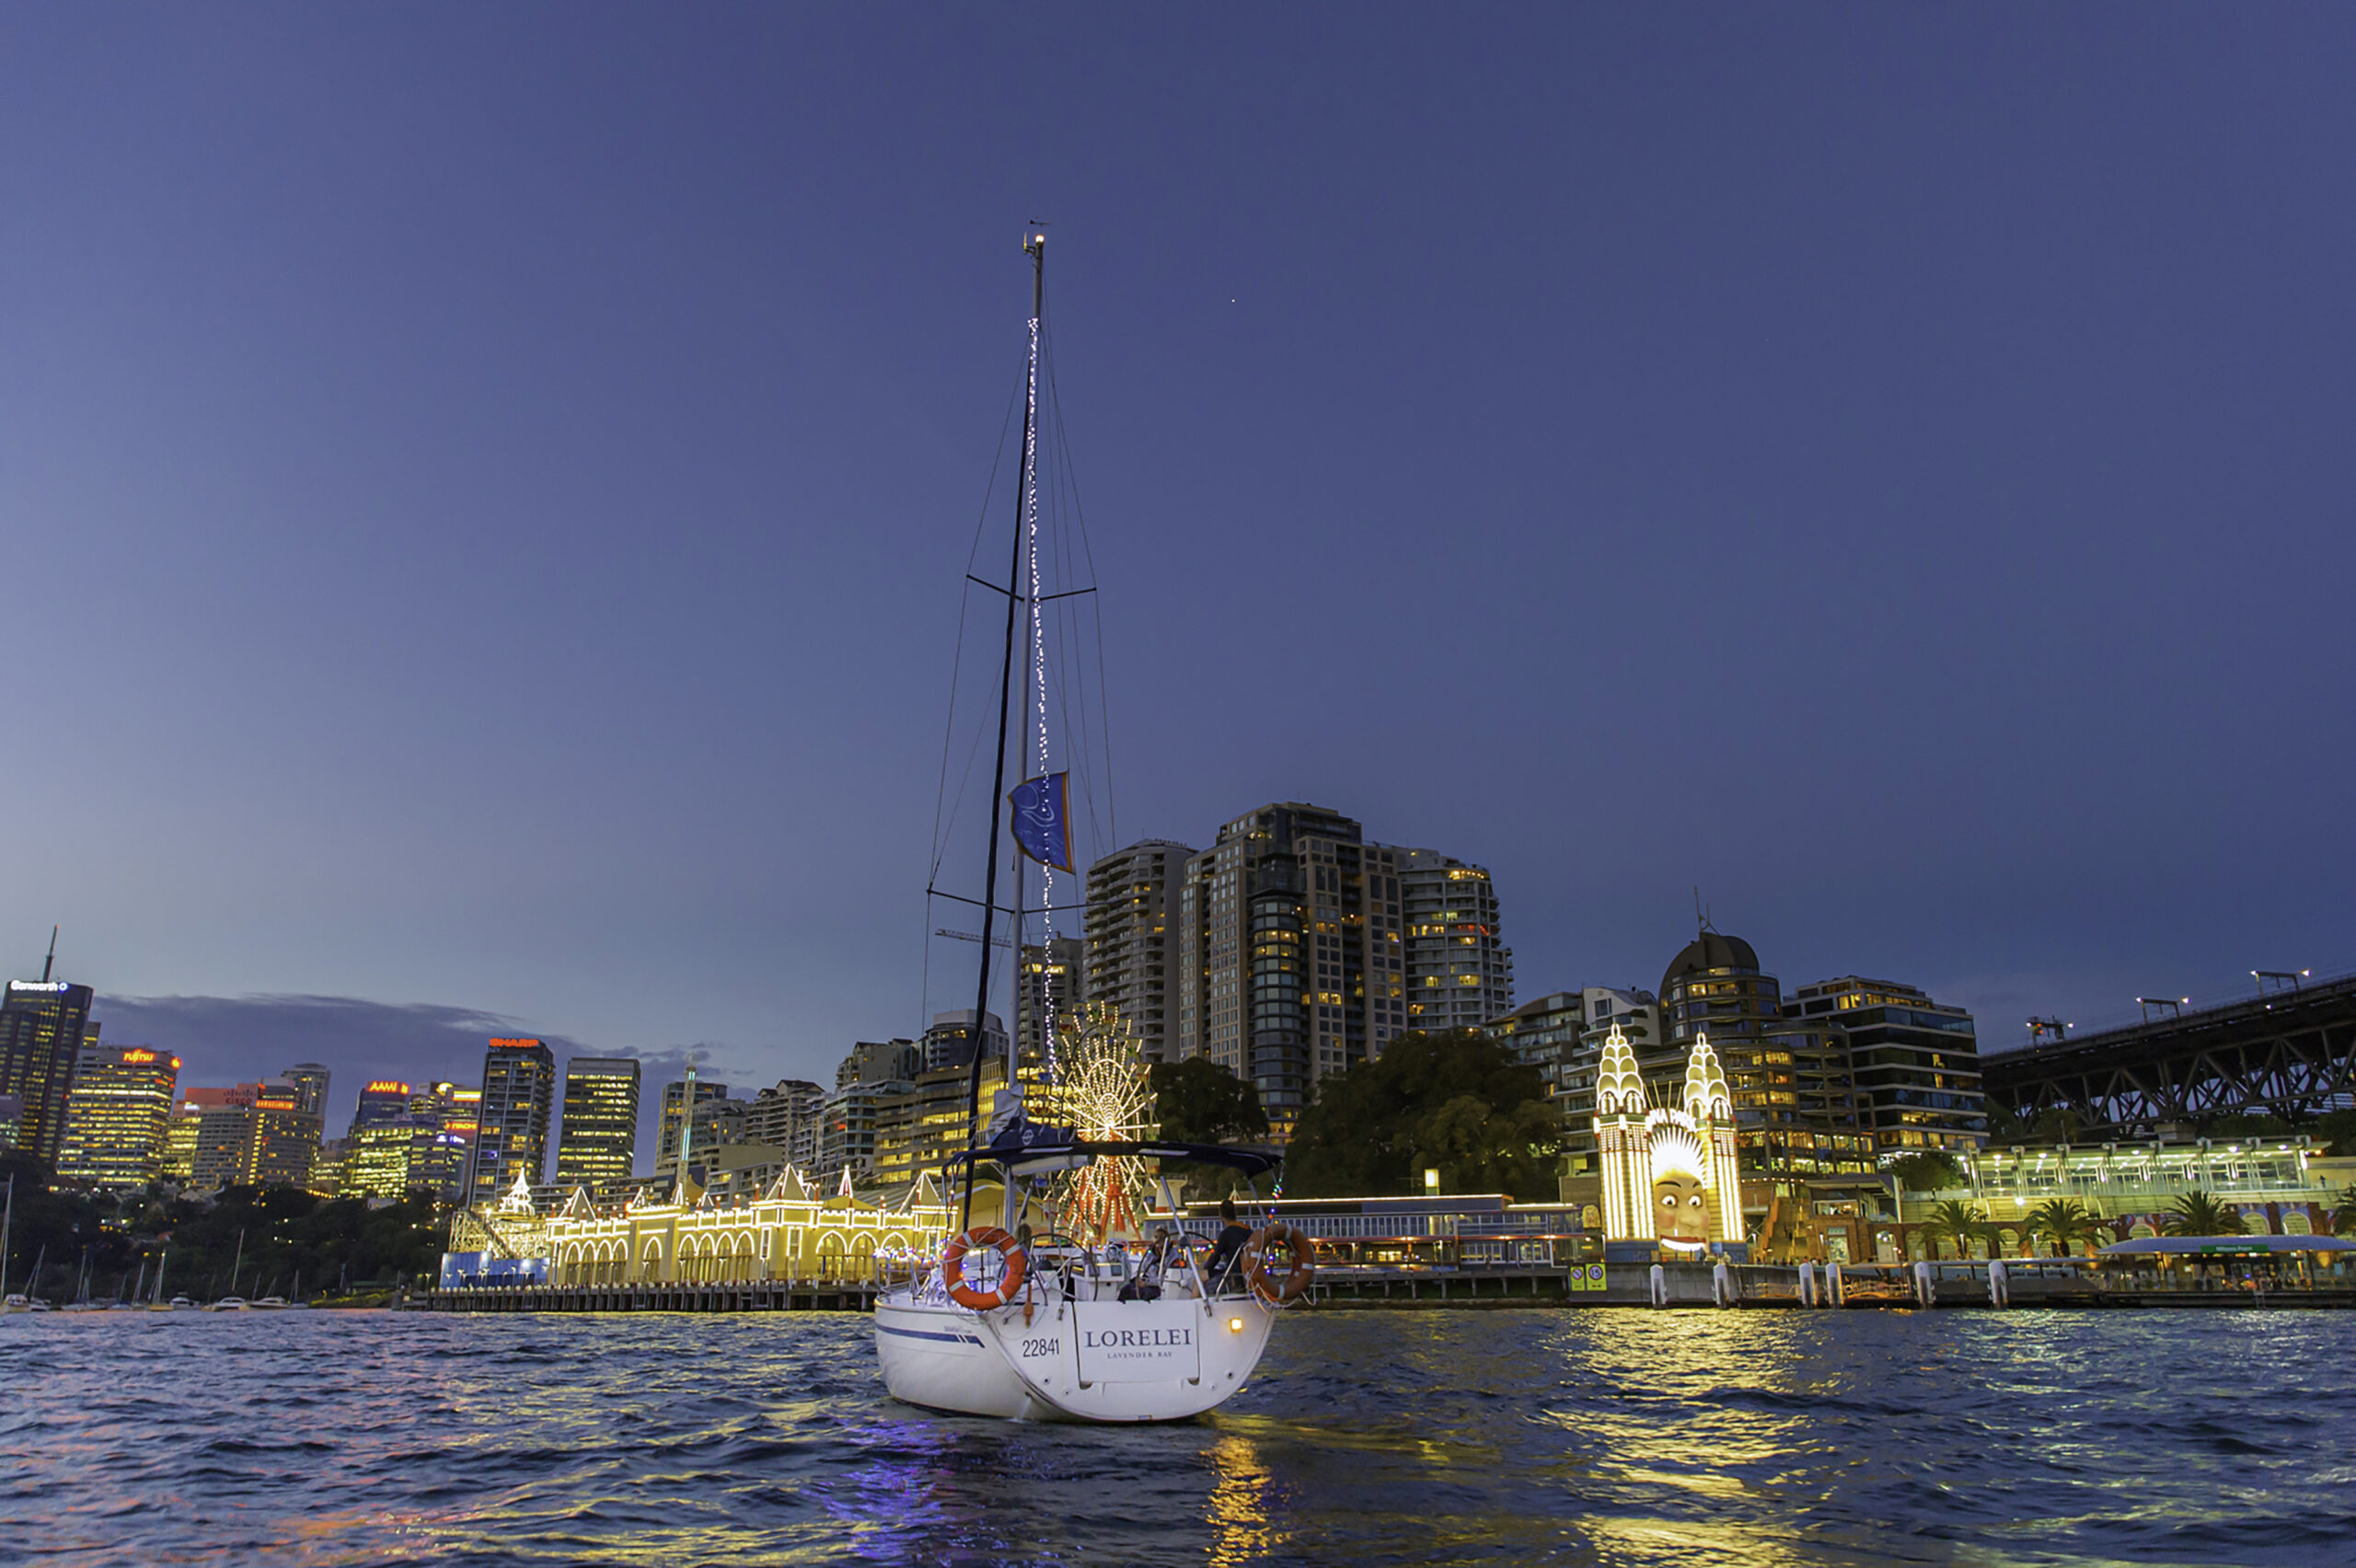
[1243,1222,1316,1306]
[941,1227,1027,1310]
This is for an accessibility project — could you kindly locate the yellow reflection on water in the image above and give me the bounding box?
[1206,1430,1294,1567]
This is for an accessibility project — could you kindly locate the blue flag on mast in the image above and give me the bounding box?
[1008,772,1074,871]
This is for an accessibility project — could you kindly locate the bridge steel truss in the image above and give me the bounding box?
[1981,976,2356,1138]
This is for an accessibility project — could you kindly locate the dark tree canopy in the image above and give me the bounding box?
[1282,1029,1557,1199]
[1148,1056,1270,1145]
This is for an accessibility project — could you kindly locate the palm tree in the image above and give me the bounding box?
[2163,1190,2246,1238]
[2332,1184,2356,1239]
[2026,1197,2107,1258]
[1923,1199,1986,1260]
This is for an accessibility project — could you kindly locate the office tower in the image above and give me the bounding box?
[174,1079,323,1190]
[555,1057,641,1188]
[351,1079,414,1136]
[1083,840,1196,1063]
[249,1086,322,1187]
[54,1043,182,1189]
[657,1078,730,1165]
[400,1081,480,1202]
[836,1039,919,1091]
[343,1118,427,1197]
[918,1010,1006,1075]
[0,969,96,1167]
[0,1094,22,1148]
[1395,849,1513,1032]
[1172,802,1403,1133]
[471,1038,557,1200]
[1787,976,1988,1154]
[283,1064,331,1119]
[746,1078,826,1168]
[1012,939,1082,1071]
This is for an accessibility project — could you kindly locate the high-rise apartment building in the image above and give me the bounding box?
[1483,991,1585,1111]
[918,1011,1006,1076]
[471,1038,556,1200]
[836,1039,918,1091]
[1083,840,1195,1062]
[1661,928,1784,1058]
[1396,849,1513,1032]
[745,1078,826,1168]
[1173,803,1405,1133]
[873,1059,1004,1189]
[54,1043,181,1189]
[0,974,96,1167]
[1787,976,1987,1154]
[1554,986,1662,1176]
[1013,939,1083,1072]
[657,1078,731,1165]
[818,1082,891,1184]
[555,1057,641,1188]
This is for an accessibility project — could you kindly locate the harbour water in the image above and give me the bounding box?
[4,1309,2350,1566]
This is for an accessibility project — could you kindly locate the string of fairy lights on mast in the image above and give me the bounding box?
[1022,270,1061,1084]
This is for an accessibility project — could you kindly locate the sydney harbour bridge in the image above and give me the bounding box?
[1981,973,2356,1139]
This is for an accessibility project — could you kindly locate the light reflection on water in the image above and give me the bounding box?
[2,1307,2349,1565]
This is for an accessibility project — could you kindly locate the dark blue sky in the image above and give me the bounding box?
[5,8,2350,1132]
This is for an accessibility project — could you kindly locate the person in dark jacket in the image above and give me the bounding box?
[1204,1196,1253,1290]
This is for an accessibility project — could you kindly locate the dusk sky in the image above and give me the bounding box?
[4,8,2350,1136]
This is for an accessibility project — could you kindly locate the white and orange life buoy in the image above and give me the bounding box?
[1243,1222,1315,1307]
[941,1227,1028,1310]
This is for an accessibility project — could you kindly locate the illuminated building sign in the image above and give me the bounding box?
[7,981,68,993]
[365,1080,410,1095]
[121,1049,159,1064]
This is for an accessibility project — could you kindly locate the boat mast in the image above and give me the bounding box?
[1,1173,11,1297]
[962,228,1045,1228]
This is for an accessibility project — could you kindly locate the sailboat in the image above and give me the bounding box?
[210,1228,250,1310]
[872,232,1311,1423]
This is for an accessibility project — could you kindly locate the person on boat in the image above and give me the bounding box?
[1206,1197,1253,1291]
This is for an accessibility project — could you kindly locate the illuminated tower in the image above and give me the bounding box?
[1683,1033,1746,1244]
[1591,1023,1652,1242]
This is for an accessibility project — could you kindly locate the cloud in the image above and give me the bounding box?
[93,994,777,1173]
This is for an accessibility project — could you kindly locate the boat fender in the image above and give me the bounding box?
[941,1228,1028,1311]
[1243,1223,1316,1307]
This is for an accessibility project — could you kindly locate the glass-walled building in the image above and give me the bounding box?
[555,1057,641,1188]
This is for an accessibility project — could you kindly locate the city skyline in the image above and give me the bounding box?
[6,12,2351,1137]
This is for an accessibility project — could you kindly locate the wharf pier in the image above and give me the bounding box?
[422,1259,2356,1314]
[428,1280,880,1313]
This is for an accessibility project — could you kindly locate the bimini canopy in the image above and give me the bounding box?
[950,1137,1284,1180]
[2098,1234,2356,1256]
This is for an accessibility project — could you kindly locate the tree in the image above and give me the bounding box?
[1408,1094,1561,1197]
[2162,1190,2246,1239]
[2026,1197,2107,1258]
[1147,1057,1269,1145]
[2310,1110,2356,1158]
[1147,1056,1271,1200]
[2028,1108,2083,1145]
[1886,1151,1967,1193]
[1284,1030,1555,1199]
[2331,1184,2356,1238]
[1923,1199,1987,1260]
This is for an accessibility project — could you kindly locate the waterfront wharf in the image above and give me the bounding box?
[427,1281,880,1313]
[422,1260,2356,1315]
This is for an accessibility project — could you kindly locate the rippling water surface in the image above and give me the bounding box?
[4,1307,2350,1566]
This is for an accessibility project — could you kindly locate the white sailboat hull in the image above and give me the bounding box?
[875,1285,1278,1424]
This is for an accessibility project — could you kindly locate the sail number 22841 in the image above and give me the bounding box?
[1020,1337,1059,1358]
